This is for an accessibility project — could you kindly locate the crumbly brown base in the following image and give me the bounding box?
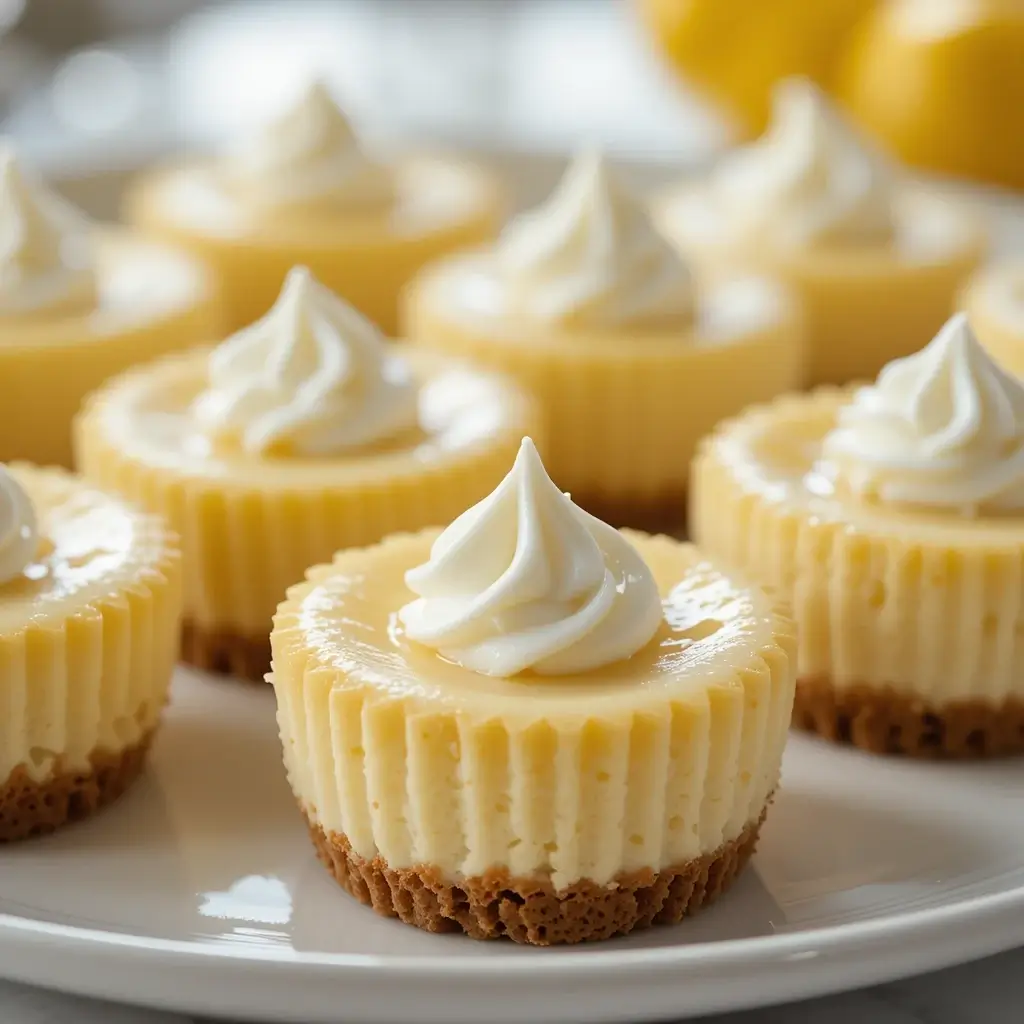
[0,733,153,842]
[306,810,764,945]
[181,620,270,682]
[794,676,1024,759]
[573,490,687,536]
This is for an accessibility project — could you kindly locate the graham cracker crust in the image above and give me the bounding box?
[306,810,765,945]
[0,733,153,842]
[794,676,1024,759]
[181,619,270,682]
[574,490,687,535]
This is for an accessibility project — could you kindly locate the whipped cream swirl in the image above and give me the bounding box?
[711,78,896,250]
[399,438,663,676]
[496,150,694,327]
[0,466,38,585]
[0,144,97,317]
[220,80,395,212]
[193,267,418,456]
[822,313,1024,514]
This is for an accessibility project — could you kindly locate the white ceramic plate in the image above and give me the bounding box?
[0,669,1022,1023]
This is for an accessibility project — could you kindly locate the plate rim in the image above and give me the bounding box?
[1,872,1023,977]
[2,882,1024,1024]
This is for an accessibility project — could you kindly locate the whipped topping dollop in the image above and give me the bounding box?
[0,466,38,585]
[711,78,896,250]
[193,267,418,456]
[495,150,694,327]
[0,144,97,317]
[822,313,1024,514]
[219,80,396,212]
[399,438,663,676]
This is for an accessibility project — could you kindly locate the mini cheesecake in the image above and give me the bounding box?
[0,464,181,841]
[404,151,802,531]
[271,439,796,944]
[0,144,219,468]
[692,313,1024,758]
[125,80,503,335]
[653,79,985,388]
[76,268,538,681]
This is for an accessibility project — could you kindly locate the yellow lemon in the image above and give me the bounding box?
[838,0,1024,190]
[636,0,877,136]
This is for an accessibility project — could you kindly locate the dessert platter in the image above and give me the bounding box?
[1,667,1023,1024]
[0,79,1023,1023]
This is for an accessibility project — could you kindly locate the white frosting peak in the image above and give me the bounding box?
[193,267,418,455]
[823,313,1024,514]
[399,438,663,676]
[0,144,97,317]
[712,78,896,250]
[496,150,694,327]
[220,80,395,212]
[0,466,38,585]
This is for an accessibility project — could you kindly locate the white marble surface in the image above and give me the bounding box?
[3,947,1023,1022]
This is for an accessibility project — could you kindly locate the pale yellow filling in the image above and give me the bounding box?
[0,466,181,784]
[271,533,795,889]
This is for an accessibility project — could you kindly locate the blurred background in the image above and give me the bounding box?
[1,0,1022,218]
[0,0,722,216]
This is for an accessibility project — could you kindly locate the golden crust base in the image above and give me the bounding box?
[0,733,153,842]
[794,677,1024,759]
[306,810,765,946]
[181,620,270,682]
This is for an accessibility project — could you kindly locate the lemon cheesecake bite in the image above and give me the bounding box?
[0,464,181,841]
[271,438,796,945]
[692,312,1024,758]
[654,79,986,388]
[404,150,801,531]
[124,80,503,335]
[75,267,537,681]
[0,144,219,469]
[963,261,1024,377]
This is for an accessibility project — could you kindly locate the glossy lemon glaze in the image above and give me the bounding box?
[272,532,796,888]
